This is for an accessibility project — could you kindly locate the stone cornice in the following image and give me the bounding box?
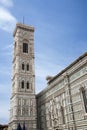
[48,52,87,84]
[13,23,34,37]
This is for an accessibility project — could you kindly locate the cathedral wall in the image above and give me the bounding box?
[36,53,87,130]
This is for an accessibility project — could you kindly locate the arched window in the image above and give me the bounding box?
[22,63,24,70]
[27,64,29,71]
[26,82,29,89]
[21,81,24,89]
[81,87,87,113]
[23,43,28,53]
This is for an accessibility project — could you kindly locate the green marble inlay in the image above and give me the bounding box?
[70,66,87,82]
[41,81,64,99]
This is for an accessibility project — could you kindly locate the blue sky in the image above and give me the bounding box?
[0,0,87,124]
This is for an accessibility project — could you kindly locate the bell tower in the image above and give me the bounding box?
[9,23,37,130]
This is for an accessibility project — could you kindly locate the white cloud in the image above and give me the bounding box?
[0,7,17,32]
[0,0,13,7]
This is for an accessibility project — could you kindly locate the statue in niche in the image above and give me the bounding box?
[48,100,59,128]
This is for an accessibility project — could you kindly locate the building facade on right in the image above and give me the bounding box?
[36,52,87,130]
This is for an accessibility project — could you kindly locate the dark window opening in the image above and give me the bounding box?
[23,43,28,53]
[21,81,24,89]
[81,87,87,113]
[27,82,29,89]
[27,64,29,71]
[22,63,24,70]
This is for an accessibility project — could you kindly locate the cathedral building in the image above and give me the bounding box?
[37,52,87,130]
[9,23,87,130]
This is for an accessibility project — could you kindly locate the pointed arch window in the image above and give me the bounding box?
[23,43,28,53]
[21,81,24,89]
